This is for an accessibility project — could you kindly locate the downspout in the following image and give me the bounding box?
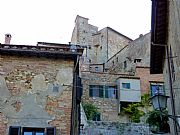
[70,55,80,135]
[166,46,178,135]
[106,27,109,62]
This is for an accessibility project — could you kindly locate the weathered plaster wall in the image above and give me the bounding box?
[0,55,74,135]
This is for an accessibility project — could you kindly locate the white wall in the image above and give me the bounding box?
[117,78,141,102]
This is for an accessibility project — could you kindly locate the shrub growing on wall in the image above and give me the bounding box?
[82,103,100,120]
[122,93,151,123]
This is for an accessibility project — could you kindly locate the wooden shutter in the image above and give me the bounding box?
[9,126,21,135]
[46,127,56,135]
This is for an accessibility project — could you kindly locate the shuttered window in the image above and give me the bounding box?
[9,126,21,135]
[8,127,56,135]
[46,127,56,135]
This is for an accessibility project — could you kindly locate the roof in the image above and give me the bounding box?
[0,43,83,60]
[150,0,168,74]
[107,27,133,41]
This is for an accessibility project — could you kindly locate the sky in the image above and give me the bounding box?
[0,0,151,45]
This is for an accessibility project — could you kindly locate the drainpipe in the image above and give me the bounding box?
[106,27,109,61]
[166,45,178,135]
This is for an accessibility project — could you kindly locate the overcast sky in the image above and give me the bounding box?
[0,0,151,45]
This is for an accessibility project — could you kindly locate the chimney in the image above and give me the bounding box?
[5,34,12,44]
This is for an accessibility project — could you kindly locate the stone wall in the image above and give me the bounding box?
[0,55,74,135]
[71,15,132,64]
[105,33,164,94]
[106,33,151,74]
[164,1,180,134]
[80,121,152,135]
[81,71,130,122]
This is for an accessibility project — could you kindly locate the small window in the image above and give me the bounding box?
[53,85,59,92]
[122,83,130,89]
[112,61,114,66]
[95,67,99,72]
[134,59,142,63]
[93,112,101,121]
[116,57,118,62]
[124,61,127,69]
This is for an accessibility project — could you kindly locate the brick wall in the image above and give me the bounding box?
[0,112,7,135]
[135,67,164,94]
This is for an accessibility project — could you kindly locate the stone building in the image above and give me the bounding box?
[150,0,180,134]
[0,41,83,135]
[71,15,132,64]
[105,33,163,94]
[71,15,164,123]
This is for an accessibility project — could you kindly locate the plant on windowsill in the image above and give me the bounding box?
[82,103,100,121]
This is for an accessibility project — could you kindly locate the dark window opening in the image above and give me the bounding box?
[122,83,130,89]
[134,59,142,63]
[53,85,59,92]
[116,57,118,62]
[95,67,99,72]
[124,61,127,69]
[93,113,101,121]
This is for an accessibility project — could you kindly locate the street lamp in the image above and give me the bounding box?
[150,94,169,111]
[150,92,180,133]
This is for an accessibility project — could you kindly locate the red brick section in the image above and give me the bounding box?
[46,89,72,135]
[135,67,164,94]
[0,112,7,135]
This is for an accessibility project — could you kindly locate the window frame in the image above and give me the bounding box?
[122,82,131,89]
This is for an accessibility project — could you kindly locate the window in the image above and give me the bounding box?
[150,83,164,96]
[89,85,117,99]
[134,58,142,63]
[53,85,59,92]
[105,86,117,99]
[93,112,101,121]
[9,127,56,135]
[95,67,99,72]
[89,85,103,98]
[122,83,130,89]
[124,61,127,69]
